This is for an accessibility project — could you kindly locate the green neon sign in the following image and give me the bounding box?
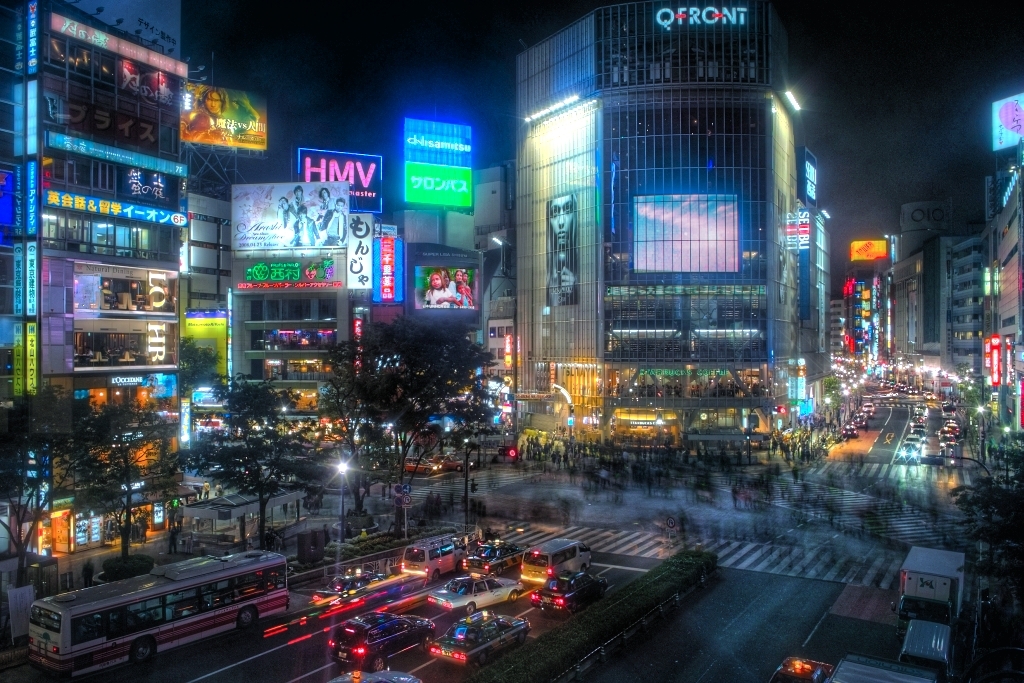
[404,161,472,207]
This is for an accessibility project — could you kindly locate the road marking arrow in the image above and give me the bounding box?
[884,433,894,444]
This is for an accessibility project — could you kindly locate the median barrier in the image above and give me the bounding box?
[463,550,717,683]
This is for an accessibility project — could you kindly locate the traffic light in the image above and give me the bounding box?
[498,446,518,460]
[775,405,788,415]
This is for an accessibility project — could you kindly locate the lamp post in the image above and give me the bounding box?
[824,396,832,427]
[338,461,348,542]
[977,406,986,463]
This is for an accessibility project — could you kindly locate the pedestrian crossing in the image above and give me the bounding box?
[805,460,975,487]
[705,538,906,589]
[500,524,676,560]
[712,473,962,548]
[403,469,536,503]
[497,524,909,588]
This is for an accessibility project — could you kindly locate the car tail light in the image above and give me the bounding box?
[547,567,554,576]
[328,640,335,648]
[555,597,564,606]
[354,646,366,656]
[401,562,405,571]
[430,646,440,654]
[312,594,322,601]
[51,646,59,654]
[531,593,540,603]
[28,637,34,645]
[484,564,490,571]
[462,560,467,567]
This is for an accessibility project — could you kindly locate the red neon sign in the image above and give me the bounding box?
[379,237,396,302]
[991,335,1001,386]
[504,334,513,368]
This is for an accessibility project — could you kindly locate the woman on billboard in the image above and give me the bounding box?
[546,193,579,306]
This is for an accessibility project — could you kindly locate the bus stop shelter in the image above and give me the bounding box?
[183,489,304,546]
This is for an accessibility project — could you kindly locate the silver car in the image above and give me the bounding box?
[426,576,524,615]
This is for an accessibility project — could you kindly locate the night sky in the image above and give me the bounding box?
[181,0,1024,293]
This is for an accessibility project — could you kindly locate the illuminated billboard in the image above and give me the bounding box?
[992,92,1024,151]
[849,240,888,261]
[181,83,267,151]
[184,310,228,377]
[236,257,343,290]
[230,182,349,251]
[372,237,404,303]
[413,266,477,310]
[797,147,817,208]
[403,118,472,207]
[297,149,382,213]
[405,243,480,322]
[633,194,739,273]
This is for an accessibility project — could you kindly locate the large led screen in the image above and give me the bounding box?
[231,182,350,251]
[850,239,888,261]
[412,266,477,310]
[633,195,739,273]
[993,92,1024,151]
[182,84,268,151]
[403,118,472,207]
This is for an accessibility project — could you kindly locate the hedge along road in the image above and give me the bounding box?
[6,552,663,683]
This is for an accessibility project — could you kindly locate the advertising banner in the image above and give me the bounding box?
[347,213,374,290]
[372,236,404,303]
[413,266,476,310]
[797,147,817,208]
[118,168,178,208]
[50,13,186,77]
[404,162,472,207]
[403,118,472,207]
[26,322,37,394]
[47,132,187,177]
[236,258,343,291]
[298,148,382,214]
[547,194,580,306]
[230,182,350,251]
[849,239,888,261]
[45,190,187,226]
[632,194,739,274]
[184,310,228,376]
[181,83,267,151]
[993,92,1024,151]
[119,59,178,107]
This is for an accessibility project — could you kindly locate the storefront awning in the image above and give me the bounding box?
[182,489,304,520]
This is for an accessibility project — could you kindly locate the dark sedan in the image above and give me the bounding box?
[841,424,859,439]
[428,611,529,666]
[530,571,608,614]
[329,612,435,673]
[462,541,525,576]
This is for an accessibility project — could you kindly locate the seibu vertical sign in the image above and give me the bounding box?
[297,148,382,214]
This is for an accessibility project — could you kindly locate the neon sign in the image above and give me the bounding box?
[244,259,337,284]
[298,148,382,213]
[990,335,1001,386]
[50,13,187,77]
[504,334,513,368]
[45,190,187,226]
[655,6,748,28]
[27,2,38,74]
[148,323,167,362]
[373,236,404,303]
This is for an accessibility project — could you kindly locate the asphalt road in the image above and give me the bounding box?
[9,552,658,683]
[589,567,901,683]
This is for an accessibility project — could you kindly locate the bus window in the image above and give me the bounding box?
[235,571,265,599]
[107,608,126,638]
[165,588,200,621]
[30,605,61,633]
[267,564,287,590]
[126,597,164,632]
[201,579,234,610]
[71,613,104,645]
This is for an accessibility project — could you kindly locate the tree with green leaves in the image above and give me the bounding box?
[0,387,79,586]
[188,378,324,549]
[319,317,494,518]
[75,400,178,559]
[952,441,1024,600]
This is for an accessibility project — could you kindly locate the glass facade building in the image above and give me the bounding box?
[516,1,827,443]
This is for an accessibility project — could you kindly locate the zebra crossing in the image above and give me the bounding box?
[805,460,975,488]
[704,538,907,588]
[720,474,963,548]
[500,524,676,560]
[404,469,536,503]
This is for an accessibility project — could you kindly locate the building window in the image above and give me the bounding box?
[93,162,115,192]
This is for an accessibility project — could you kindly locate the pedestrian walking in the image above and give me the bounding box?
[169,527,179,554]
[139,517,148,544]
[203,481,211,500]
[215,483,224,497]
[185,532,194,554]
[81,559,94,588]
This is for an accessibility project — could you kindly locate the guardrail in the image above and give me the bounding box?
[548,569,713,683]
[0,646,28,671]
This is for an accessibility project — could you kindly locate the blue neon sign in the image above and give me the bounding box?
[27,1,38,75]
[26,160,37,236]
[404,118,472,168]
[46,132,187,177]
[44,190,187,226]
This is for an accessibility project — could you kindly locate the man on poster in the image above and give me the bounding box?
[547,194,578,306]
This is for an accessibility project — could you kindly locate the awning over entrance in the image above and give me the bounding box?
[183,489,304,520]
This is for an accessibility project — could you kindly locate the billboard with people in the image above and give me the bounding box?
[405,243,480,323]
[230,182,350,251]
[181,83,268,151]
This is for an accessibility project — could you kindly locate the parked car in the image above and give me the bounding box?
[329,612,435,673]
[427,612,530,666]
[462,541,526,576]
[530,571,608,614]
[426,575,524,615]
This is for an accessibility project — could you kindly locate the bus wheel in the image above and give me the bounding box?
[130,636,156,663]
[237,606,258,630]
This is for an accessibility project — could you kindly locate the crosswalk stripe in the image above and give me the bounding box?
[857,555,889,586]
[600,531,650,555]
[962,469,971,486]
[866,464,880,476]
[878,556,904,590]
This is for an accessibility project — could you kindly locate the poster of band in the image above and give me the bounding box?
[230,182,350,251]
[347,213,375,290]
[546,194,579,306]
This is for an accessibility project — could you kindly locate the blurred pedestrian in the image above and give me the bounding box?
[81,559,94,588]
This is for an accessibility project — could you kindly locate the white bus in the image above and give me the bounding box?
[28,551,289,676]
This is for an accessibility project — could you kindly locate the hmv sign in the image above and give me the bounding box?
[655,6,749,28]
[297,148,383,214]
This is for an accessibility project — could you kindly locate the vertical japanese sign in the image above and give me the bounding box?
[27,1,38,74]
[26,160,37,235]
[347,213,373,290]
[13,324,23,396]
[26,242,37,316]
[26,321,37,394]
[991,335,1001,386]
[373,236,404,303]
[504,334,513,368]
[180,400,191,444]
[13,244,23,315]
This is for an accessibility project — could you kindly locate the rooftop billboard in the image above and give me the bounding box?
[297,148,382,213]
[182,84,267,151]
[993,92,1024,151]
[849,239,888,261]
[230,182,349,251]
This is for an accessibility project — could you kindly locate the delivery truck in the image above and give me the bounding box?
[830,654,938,683]
[893,546,965,638]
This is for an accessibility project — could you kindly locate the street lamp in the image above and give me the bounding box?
[338,461,348,541]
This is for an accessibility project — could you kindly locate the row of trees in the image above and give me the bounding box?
[0,318,493,585]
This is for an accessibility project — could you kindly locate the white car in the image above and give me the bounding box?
[426,575,524,615]
[898,436,923,462]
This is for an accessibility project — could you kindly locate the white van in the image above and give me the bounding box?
[401,533,468,581]
[898,620,953,682]
[521,538,592,584]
